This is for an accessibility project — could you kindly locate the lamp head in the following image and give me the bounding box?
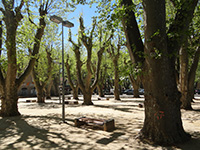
[50,15,63,24]
[63,20,74,28]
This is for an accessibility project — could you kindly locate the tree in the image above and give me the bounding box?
[96,64,107,97]
[69,17,112,105]
[107,36,122,100]
[32,47,53,103]
[123,58,142,98]
[179,7,200,110]
[120,0,198,145]
[65,54,79,100]
[0,0,48,116]
[45,79,53,99]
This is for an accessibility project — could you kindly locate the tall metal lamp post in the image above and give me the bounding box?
[50,15,74,122]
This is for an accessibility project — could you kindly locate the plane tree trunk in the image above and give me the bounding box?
[97,84,104,97]
[46,80,53,99]
[187,45,200,105]
[65,55,79,100]
[121,0,197,145]
[107,38,122,100]
[0,1,47,117]
[179,43,192,110]
[113,58,120,100]
[129,74,140,98]
[97,65,107,97]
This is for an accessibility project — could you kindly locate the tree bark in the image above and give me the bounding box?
[187,45,200,105]
[0,1,47,117]
[46,80,53,99]
[97,84,104,97]
[72,85,79,100]
[0,86,20,116]
[121,0,195,145]
[97,66,107,97]
[113,59,120,100]
[129,74,140,98]
[82,90,93,105]
[137,0,191,145]
[179,43,192,110]
[65,55,79,100]
[36,87,45,103]
[107,39,121,100]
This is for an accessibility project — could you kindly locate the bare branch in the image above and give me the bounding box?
[120,0,144,64]
[19,0,24,10]
[26,1,37,26]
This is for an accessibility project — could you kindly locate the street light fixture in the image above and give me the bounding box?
[50,15,74,123]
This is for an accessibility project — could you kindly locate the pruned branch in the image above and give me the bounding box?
[120,0,144,64]
[79,16,96,51]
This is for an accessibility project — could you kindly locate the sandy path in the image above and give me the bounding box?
[0,95,200,150]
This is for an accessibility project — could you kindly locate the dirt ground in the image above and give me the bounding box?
[0,95,200,150]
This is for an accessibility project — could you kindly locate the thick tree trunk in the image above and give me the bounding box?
[114,60,120,100]
[138,0,190,145]
[130,74,140,98]
[36,87,45,103]
[186,46,200,107]
[0,86,20,116]
[0,2,47,117]
[97,84,104,97]
[133,84,140,98]
[72,85,79,100]
[179,45,192,110]
[140,61,190,145]
[82,91,93,105]
[121,0,197,146]
[46,80,53,99]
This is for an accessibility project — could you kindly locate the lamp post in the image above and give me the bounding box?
[50,15,74,122]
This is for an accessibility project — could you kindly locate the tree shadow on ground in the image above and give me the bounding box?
[175,132,200,150]
[0,115,87,149]
[96,132,125,145]
[192,109,200,112]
